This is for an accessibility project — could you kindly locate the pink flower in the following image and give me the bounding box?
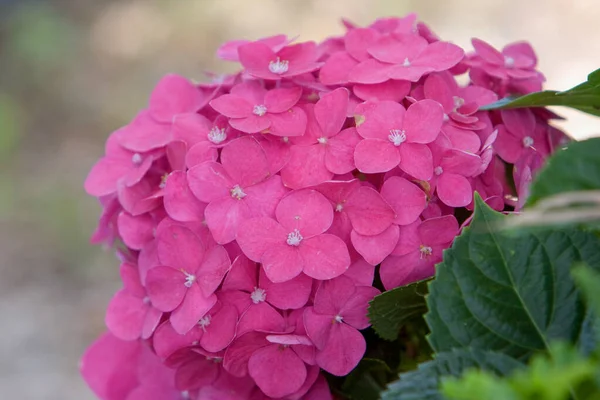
[146,224,231,334]
[105,262,163,341]
[304,275,380,376]
[238,40,322,80]
[236,189,351,282]
[217,34,290,61]
[380,215,458,289]
[494,108,549,164]
[163,170,207,223]
[281,88,361,188]
[354,99,444,179]
[187,136,288,244]
[470,39,539,80]
[210,81,307,136]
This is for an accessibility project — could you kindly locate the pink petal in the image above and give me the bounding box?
[354,139,400,173]
[494,125,523,164]
[391,220,421,256]
[85,157,142,197]
[221,136,271,187]
[119,262,145,298]
[187,162,233,203]
[353,80,411,102]
[281,144,332,189]
[262,244,305,283]
[222,255,258,292]
[345,28,380,61]
[313,275,355,315]
[254,134,291,174]
[381,176,427,225]
[340,286,381,329]
[149,74,204,122]
[229,115,271,134]
[237,302,286,336]
[344,258,376,286]
[350,224,399,265]
[266,334,312,346]
[236,217,287,262]
[368,33,427,64]
[249,345,307,398]
[210,94,253,118]
[357,100,406,140]
[345,186,395,236]
[146,266,188,312]
[380,252,423,289]
[399,142,433,181]
[303,307,333,349]
[304,374,333,400]
[142,307,163,340]
[259,269,312,310]
[185,142,218,168]
[105,290,148,341]
[243,174,288,218]
[315,88,349,136]
[175,356,219,391]
[348,59,392,84]
[301,234,350,280]
[171,113,212,146]
[278,41,320,76]
[164,171,207,222]
[423,73,454,112]
[404,99,444,143]
[419,215,458,245]
[205,196,251,245]
[201,304,238,352]
[196,245,231,297]
[414,41,464,71]
[264,87,302,113]
[116,111,171,152]
[319,52,358,85]
[153,322,203,359]
[157,225,205,273]
[276,189,333,236]
[117,212,154,250]
[501,108,536,137]
[316,323,365,376]
[471,38,504,65]
[170,285,217,334]
[223,331,269,377]
[325,127,362,174]
[387,65,434,82]
[443,125,481,153]
[268,106,308,137]
[441,149,482,176]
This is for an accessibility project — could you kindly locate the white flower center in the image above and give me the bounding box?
[268,57,289,74]
[522,136,534,148]
[388,129,407,146]
[335,203,344,212]
[253,104,267,116]
[250,287,267,304]
[419,245,433,259]
[282,136,289,143]
[131,153,143,165]
[453,96,464,112]
[443,113,450,122]
[142,296,151,305]
[317,137,328,144]
[230,184,247,200]
[334,315,344,323]
[434,166,444,176]
[183,271,196,288]
[402,58,411,67]
[504,56,515,68]
[286,229,303,246]
[208,126,227,144]
[198,315,211,331]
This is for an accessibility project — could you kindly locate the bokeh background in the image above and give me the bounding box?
[0,0,598,398]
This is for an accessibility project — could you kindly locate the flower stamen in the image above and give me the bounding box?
[253,104,267,116]
[269,57,289,74]
[286,229,303,246]
[208,126,227,144]
[230,184,247,200]
[388,129,407,146]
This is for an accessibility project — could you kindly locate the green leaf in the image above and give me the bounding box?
[573,266,600,355]
[526,138,600,206]
[425,195,600,360]
[341,358,391,400]
[480,68,600,116]
[382,348,523,400]
[368,279,429,341]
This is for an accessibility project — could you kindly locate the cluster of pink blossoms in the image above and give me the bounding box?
[81,14,568,400]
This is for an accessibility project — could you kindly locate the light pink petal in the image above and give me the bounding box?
[414,41,464,71]
[404,99,444,144]
[185,141,218,168]
[325,127,361,174]
[350,224,399,265]
[316,323,365,376]
[315,88,349,136]
[236,217,287,262]
[85,157,137,197]
[343,258,376,286]
[353,80,411,102]
[259,269,312,310]
[268,106,308,137]
[243,175,288,218]
[201,304,238,352]
[303,307,334,349]
[205,197,251,245]
[105,290,147,341]
[348,59,392,84]
[117,212,154,250]
[237,302,286,336]
[281,144,332,189]
[153,322,203,359]
[222,255,258,292]
[380,176,427,225]
[399,142,433,181]
[340,285,381,329]
[196,245,231,297]
[357,100,406,140]
[187,162,234,203]
[170,285,217,334]
[471,38,504,65]
[262,244,304,283]
[345,186,395,236]
[266,334,312,346]
[156,225,205,272]
[276,189,333,235]
[264,87,302,113]
[146,266,188,312]
[419,214,458,245]
[318,51,358,85]
[301,234,350,280]
[149,74,204,122]
[354,139,400,173]
[229,115,271,134]
[249,345,307,398]
[164,171,206,222]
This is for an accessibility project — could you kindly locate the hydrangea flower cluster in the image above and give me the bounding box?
[81,14,568,400]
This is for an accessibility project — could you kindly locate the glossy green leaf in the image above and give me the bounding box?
[368,280,429,341]
[425,195,600,360]
[341,358,391,400]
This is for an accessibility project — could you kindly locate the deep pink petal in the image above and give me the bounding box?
[318,52,357,85]
[236,217,287,262]
[494,124,524,164]
[174,356,219,391]
[340,286,381,329]
[264,87,302,113]
[249,345,307,398]
[171,113,212,146]
[116,111,171,152]
[170,285,217,334]
[399,142,433,180]
[315,88,349,136]
[209,94,254,118]
[304,374,333,400]
[223,331,269,377]
[153,322,203,359]
[380,252,424,289]
[345,186,395,236]
[345,28,380,61]
[423,73,454,112]
[301,234,350,280]
[281,144,332,189]
[146,266,188,312]
[187,162,233,203]
[276,189,334,236]
[348,59,392,84]
[414,41,464,71]
[418,214,458,245]
[185,142,218,168]
[201,304,238,352]
[243,174,288,218]
[356,100,406,140]
[443,125,481,153]
[262,244,304,283]
[229,115,271,134]
[156,225,205,272]
[391,220,420,256]
[105,290,148,341]
[119,262,145,298]
[117,212,154,250]
[316,323,365,376]
[441,149,482,176]
[380,176,427,225]
[164,171,206,222]
[313,275,355,315]
[268,106,308,137]
[237,302,286,336]
[344,258,376,286]
[501,108,536,137]
[142,306,163,340]
[221,136,270,187]
[351,224,399,265]
[149,74,204,122]
[222,255,258,292]
[303,307,334,349]
[354,139,400,173]
[353,80,411,102]
[368,33,427,63]
[387,65,434,82]
[238,41,278,79]
[471,38,504,65]
[259,269,312,310]
[254,134,291,174]
[205,196,251,244]
[404,99,443,143]
[325,127,361,174]
[85,157,139,197]
[196,245,231,297]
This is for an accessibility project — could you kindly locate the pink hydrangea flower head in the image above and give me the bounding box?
[495,108,549,164]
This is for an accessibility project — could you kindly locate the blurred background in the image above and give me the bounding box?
[0,0,598,398]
